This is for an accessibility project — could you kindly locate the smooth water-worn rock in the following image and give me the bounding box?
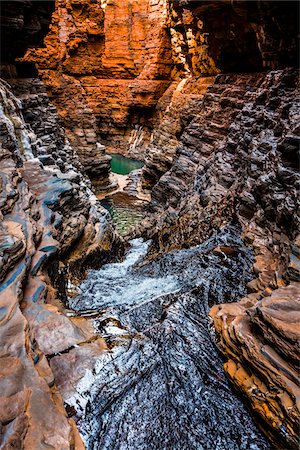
[1,1,299,448]
[62,227,271,450]
[0,76,121,449]
[211,283,300,450]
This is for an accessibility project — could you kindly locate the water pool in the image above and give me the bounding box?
[109,153,144,175]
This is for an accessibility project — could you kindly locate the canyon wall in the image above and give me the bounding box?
[143,0,299,189]
[137,2,299,447]
[169,0,299,75]
[0,76,121,450]
[23,0,174,180]
[138,68,299,448]
[0,2,122,447]
[0,0,299,449]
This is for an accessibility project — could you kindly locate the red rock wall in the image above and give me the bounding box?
[24,0,174,172]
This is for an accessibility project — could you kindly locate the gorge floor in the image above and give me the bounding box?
[97,156,149,236]
[64,226,271,450]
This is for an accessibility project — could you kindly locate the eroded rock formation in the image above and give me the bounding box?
[0,0,299,449]
[0,0,55,78]
[169,0,299,74]
[22,0,174,174]
[0,3,123,446]
[138,65,300,449]
[0,74,123,449]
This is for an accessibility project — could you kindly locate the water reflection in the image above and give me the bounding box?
[100,192,146,236]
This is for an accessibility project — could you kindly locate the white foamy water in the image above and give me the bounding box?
[65,228,270,450]
[69,238,179,312]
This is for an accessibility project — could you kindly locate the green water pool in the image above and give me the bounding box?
[100,192,146,236]
[109,153,144,175]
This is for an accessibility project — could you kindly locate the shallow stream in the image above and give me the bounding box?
[98,153,147,236]
[67,226,270,450]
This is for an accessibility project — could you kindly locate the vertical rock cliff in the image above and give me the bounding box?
[23,0,174,182]
[137,2,300,448]
[0,2,122,447]
[0,0,299,449]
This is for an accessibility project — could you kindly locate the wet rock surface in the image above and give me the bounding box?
[138,68,300,447]
[0,77,120,448]
[1,0,299,448]
[64,229,271,450]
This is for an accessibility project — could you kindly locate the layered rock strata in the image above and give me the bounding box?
[142,76,215,188]
[0,0,299,448]
[0,77,121,448]
[23,0,174,172]
[138,68,300,447]
[0,0,55,78]
[169,0,299,75]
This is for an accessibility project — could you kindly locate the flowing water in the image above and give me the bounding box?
[67,225,270,450]
[99,154,147,236]
[100,192,146,236]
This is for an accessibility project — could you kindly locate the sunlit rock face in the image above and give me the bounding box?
[169,0,299,74]
[23,0,174,165]
[0,0,299,449]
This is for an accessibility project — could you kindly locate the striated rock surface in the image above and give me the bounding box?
[0,76,121,448]
[142,76,215,188]
[137,67,300,447]
[23,0,174,171]
[0,0,55,78]
[64,232,271,450]
[0,0,299,448]
[22,0,299,174]
[211,283,300,449]
[169,0,299,75]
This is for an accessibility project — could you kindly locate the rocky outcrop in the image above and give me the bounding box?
[22,0,174,176]
[169,0,299,75]
[142,0,299,189]
[137,68,300,447]
[211,284,299,449]
[142,76,215,188]
[1,0,299,448]
[0,76,121,448]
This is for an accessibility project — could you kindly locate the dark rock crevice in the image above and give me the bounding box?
[0,0,299,449]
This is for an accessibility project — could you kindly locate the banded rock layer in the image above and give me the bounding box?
[138,68,300,448]
[0,77,121,449]
[0,0,299,449]
[23,0,174,172]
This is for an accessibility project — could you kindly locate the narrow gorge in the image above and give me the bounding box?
[0,1,299,449]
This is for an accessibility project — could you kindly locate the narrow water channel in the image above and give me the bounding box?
[97,153,148,236]
[67,226,271,450]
